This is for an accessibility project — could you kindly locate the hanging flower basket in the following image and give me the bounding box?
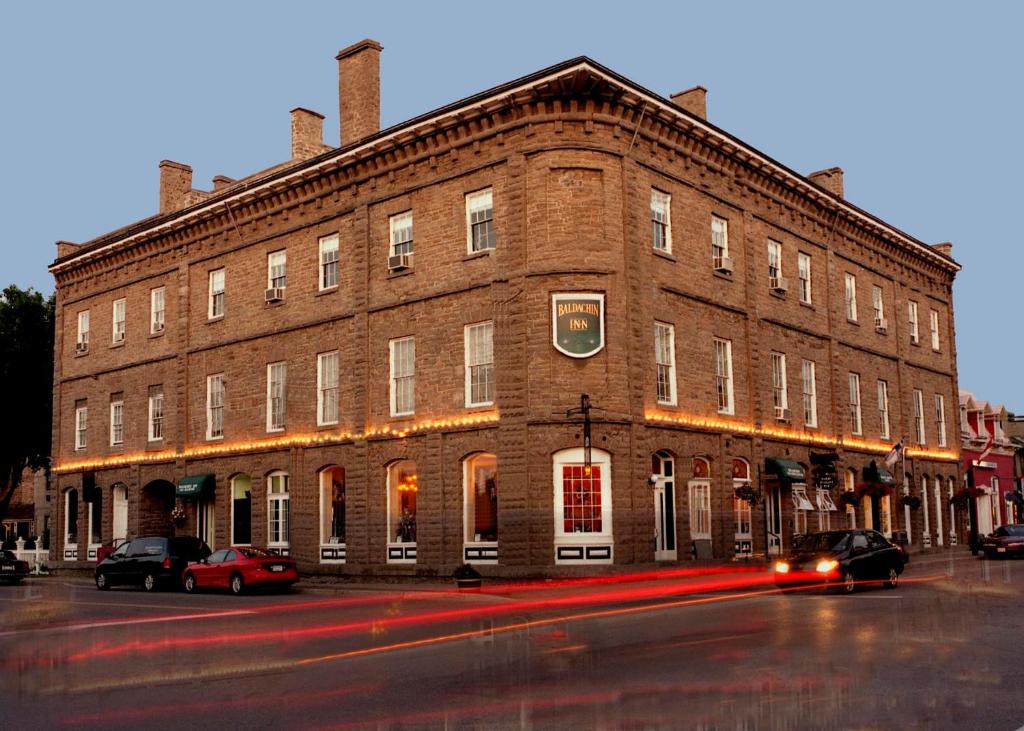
[966,486,986,499]
[170,503,187,524]
[733,483,760,505]
[837,491,860,509]
[949,490,970,508]
[900,495,922,510]
[452,562,482,590]
[855,482,893,499]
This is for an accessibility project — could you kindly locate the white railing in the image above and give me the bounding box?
[12,538,50,574]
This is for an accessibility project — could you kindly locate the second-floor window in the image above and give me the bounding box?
[913,389,926,444]
[935,394,947,447]
[319,234,339,290]
[207,374,224,440]
[110,397,124,446]
[76,310,90,350]
[112,298,126,343]
[390,337,415,416]
[390,211,413,258]
[651,189,671,253]
[844,273,857,322]
[767,240,782,284]
[267,251,287,290]
[714,337,734,415]
[209,268,225,318]
[797,253,812,304]
[465,322,494,407]
[848,373,862,435]
[770,352,788,418]
[801,360,817,427]
[711,216,729,263]
[872,285,884,327]
[654,322,676,405]
[878,380,890,440]
[267,362,287,432]
[148,388,164,442]
[75,403,87,450]
[908,301,920,344]
[150,287,165,334]
[317,351,339,426]
[930,309,941,351]
[467,189,496,253]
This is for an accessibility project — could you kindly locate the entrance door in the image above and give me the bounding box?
[653,452,677,561]
[198,498,215,549]
[112,484,128,546]
[977,494,993,536]
[766,487,783,555]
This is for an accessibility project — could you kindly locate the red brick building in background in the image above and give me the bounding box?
[960,391,1019,536]
[49,40,963,576]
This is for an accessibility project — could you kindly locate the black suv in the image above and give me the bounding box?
[95,536,211,591]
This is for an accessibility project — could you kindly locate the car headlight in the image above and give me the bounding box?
[774,561,790,574]
[816,559,839,573]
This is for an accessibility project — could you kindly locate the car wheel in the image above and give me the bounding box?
[183,572,196,593]
[885,566,899,589]
[142,573,157,592]
[840,570,856,594]
[95,572,110,590]
[230,573,244,596]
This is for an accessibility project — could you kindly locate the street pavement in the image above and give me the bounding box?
[2,550,1022,730]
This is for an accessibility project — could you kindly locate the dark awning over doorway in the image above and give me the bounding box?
[176,474,215,498]
[863,462,896,485]
[764,458,806,483]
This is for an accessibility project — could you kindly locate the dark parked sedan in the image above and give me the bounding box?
[95,535,211,591]
[980,524,1024,559]
[1,550,30,583]
[773,529,905,593]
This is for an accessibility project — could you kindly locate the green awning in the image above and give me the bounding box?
[765,458,806,483]
[864,463,896,485]
[176,474,215,498]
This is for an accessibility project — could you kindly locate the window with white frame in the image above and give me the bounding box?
[554,448,612,539]
[689,458,712,539]
[206,374,224,439]
[150,287,165,334]
[319,466,346,548]
[466,189,495,253]
[767,239,782,284]
[76,310,90,350]
[267,251,287,290]
[319,234,339,290]
[389,211,413,257]
[935,394,947,447]
[317,351,339,426]
[817,488,837,531]
[64,489,78,548]
[908,301,919,344]
[109,395,124,446]
[464,322,494,407]
[714,337,734,414]
[878,380,891,440]
[388,460,418,544]
[930,309,941,350]
[733,458,752,541]
[465,453,498,543]
[112,298,126,343]
[267,471,290,549]
[848,373,862,435]
[75,402,87,450]
[797,252,812,304]
[208,268,225,318]
[711,216,729,262]
[650,189,671,252]
[267,362,287,431]
[801,360,817,427]
[844,273,857,322]
[389,337,415,416]
[148,387,164,442]
[845,469,857,529]
[770,352,788,417]
[654,322,676,405]
[872,285,884,327]
[913,389,926,444]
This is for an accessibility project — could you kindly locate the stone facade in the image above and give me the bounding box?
[49,45,963,576]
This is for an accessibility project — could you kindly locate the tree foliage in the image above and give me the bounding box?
[0,285,54,521]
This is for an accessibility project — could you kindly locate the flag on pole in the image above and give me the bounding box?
[884,441,903,468]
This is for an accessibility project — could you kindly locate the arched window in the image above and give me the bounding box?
[230,474,252,545]
[88,488,102,549]
[732,458,752,556]
[692,457,711,479]
[920,474,931,547]
[464,453,497,546]
[267,471,290,552]
[111,483,129,547]
[319,466,346,562]
[388,460,418,545]
[63,488,78,559]
[933,476,945,546]
[689,457,712,540]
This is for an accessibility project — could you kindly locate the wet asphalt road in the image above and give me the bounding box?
[1,550,1022,730]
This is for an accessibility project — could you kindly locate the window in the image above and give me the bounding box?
[733,459,752,545]
[267,251,287,290]
[64,489,78,549]
[930,309,941,350]
[88,490,102,546]
[650,189,671,252]
[267,362,287,431]
[554,448,612,538]
[935,394,947,447]
[797,252,812,304]
[75,402,87,450]
[770,352,788,417]
[109,396,124,446]
[801,360,817,428]
[150,287,165,334]
[464,322,494,407]
[908,301,919,344]
[767,239,782,284]
[319,234,339,290]
[872,285,884,327]
[792,484,813,534]
[844,273,857,322]
[267,472,290,549]
[319,467,346,551]
[714,338,734,414]
[689,458,712,540]
[112,298,126,343]
[817,488,837,531]
[317,351,339,426]
[389,337,415,416]
[148,387,164,442]
[845,469,858,529]
[848,373,862,435]
[388,460,418,544]
[711,216,729,262]
[206,374,224,440]
[208,268,225,318]
[466,189,496,253]
[231,474,252,545]
[465,453,498,544]
[654,322,676,405]
[878,380,891,440]
[913,389,926,444]
[76,310,90,351]
[389,211,413,257]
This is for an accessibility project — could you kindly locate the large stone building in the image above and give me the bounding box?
[49,41,963,576]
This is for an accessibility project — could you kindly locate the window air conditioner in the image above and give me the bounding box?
[153,321,165,333]
[388,253,412,272]
[265,287,286,303]
[713,255,733,274]
[875,317,888,333]
[75,341,89,354]
[113,331,124,343]
[775,406,791,422]
[770,276,789,293]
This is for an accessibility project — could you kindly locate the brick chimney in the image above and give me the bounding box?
[336,38,382,147]
[808,167,844,198]
[212,175,235,191]
[932,241,954,257]
[159,160,193,213]
[291,107,326,160]
[670,86,707,120]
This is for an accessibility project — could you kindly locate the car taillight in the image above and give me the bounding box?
[162,557,172,569]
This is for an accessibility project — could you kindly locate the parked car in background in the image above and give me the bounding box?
[182,546,298,595]
[95,536,211,591]
[773,529,905,593]
[980,524,1024,559]
[1,550,30,583]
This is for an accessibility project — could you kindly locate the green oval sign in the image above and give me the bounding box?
[552,293,605,358]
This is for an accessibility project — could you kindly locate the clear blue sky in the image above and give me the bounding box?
[1,2,1020,408]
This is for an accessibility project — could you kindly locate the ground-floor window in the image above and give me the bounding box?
[197,497,215,549]
[320,466,346,546]
[112,483,128,545]
[732,458,752,549]
[689,459,712,540]
[231,474,252,545]
[920,475,931,546]
[817,488,836,531]
[791,483,813,536]
[553,448,612,540]
[88,491,102,546]
[464,453,497,543]
[845,469,857,529]
[933,477,945,546]
[388,460,418,544]
[64,489,78,548]
[267,471,290,549]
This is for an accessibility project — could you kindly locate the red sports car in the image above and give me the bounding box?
[182,546,298,595]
